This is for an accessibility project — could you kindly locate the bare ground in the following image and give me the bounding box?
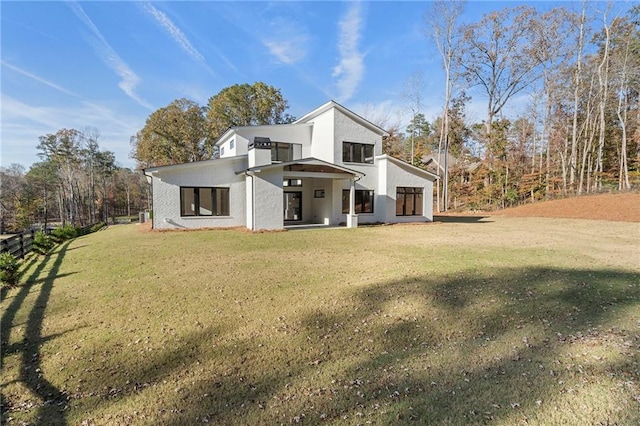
[488,193,639,222]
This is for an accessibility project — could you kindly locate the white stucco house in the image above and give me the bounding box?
[143,101,438,231]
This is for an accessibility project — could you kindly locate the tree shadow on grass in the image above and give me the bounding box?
[322,267,640,424]
[60,266,639,425]
[433,215,491,223]
[0,254,40,303]
[1,241,72,425]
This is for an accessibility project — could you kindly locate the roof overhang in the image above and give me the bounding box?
[239,157,364,179]
[143,155,248,177]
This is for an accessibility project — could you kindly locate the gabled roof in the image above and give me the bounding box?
[379,154,439,181]
[214,101,388,146]
[421,152,481,174]
[293,100,389,137]
[242,157,364,177]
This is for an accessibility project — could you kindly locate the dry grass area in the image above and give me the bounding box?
[492,192,640,222]
[2,214,639,425]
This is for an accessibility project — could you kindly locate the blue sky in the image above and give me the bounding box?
[0,1,626,169]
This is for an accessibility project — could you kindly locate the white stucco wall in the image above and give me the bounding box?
[251,168,284,230]
[308,109,335,163]
[220,124,312,160]
[378,157,434,223]
[149,158,247,230]
[333,108,381,210]
[310,178,333,225]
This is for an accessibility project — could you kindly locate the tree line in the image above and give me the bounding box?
[0,128,149,234]
[386,2,639,211]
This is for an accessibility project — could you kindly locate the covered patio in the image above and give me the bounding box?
[242,158,365,230]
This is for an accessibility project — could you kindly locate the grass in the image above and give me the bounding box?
[1,217,639,425]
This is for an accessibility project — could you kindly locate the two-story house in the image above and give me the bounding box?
[144,101,438,230]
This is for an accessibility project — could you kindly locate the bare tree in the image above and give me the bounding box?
[595,7,612,191]
[459,6,550,141]
[569,1,588,192]
[611,17,637,190]
[425,0,465,211]
[400,72,424,164]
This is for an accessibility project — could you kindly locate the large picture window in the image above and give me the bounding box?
[342,142,374,164]
[180,187,230,217]
[342,190,374,214]
[396,187,423,216]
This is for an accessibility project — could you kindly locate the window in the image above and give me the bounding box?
[396,187,423,216]
[342,190,374,214]
[283,179,302,187]
[230,139,235,149]
[342,142,374,164]
[180,187,229,217]
[271,142,294,162]
[221,147,225,156]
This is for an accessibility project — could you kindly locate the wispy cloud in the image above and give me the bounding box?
[261,17,308,65]
[1,61,80,98]
[142,2,205,63]
[1,94,143,167]
[67,1,152,110]
[263,39,303,65]
[332,2,365,103]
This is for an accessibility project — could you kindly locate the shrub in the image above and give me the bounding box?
[33,230,55,255]
[90,222,105,233]
[0,252,21,288]
[51,224,78,242]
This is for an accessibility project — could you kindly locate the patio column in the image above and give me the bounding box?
[347,177,358,228]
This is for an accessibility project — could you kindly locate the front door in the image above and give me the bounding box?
[283,192,302,221]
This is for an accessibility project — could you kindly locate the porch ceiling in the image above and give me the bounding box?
[244,157,365,178]
[284,163,350,174]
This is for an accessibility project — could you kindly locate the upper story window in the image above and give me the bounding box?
[271,142,294,162]
[230,139,235,149]
[343,142,374,164]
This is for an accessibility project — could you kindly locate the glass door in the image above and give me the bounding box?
[283,192,302,221]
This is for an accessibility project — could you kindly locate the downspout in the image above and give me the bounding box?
[142,169,154,229]
[246,171,256,230]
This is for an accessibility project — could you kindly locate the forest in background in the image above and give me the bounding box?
[0,128,150,233]
[384,1,640,211]
[2,2,638,232]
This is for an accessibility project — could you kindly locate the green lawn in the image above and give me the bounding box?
[2,217,639,425]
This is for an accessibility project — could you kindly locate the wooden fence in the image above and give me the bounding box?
[0,230,38,259]
[0,224,99,258]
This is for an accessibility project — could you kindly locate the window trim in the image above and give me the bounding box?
[396,187,424,216]
[342,189,374,214]
[342,142,374,164]
[180,186,230,217]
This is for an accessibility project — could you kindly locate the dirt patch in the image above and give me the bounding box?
[492,193,640,222]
